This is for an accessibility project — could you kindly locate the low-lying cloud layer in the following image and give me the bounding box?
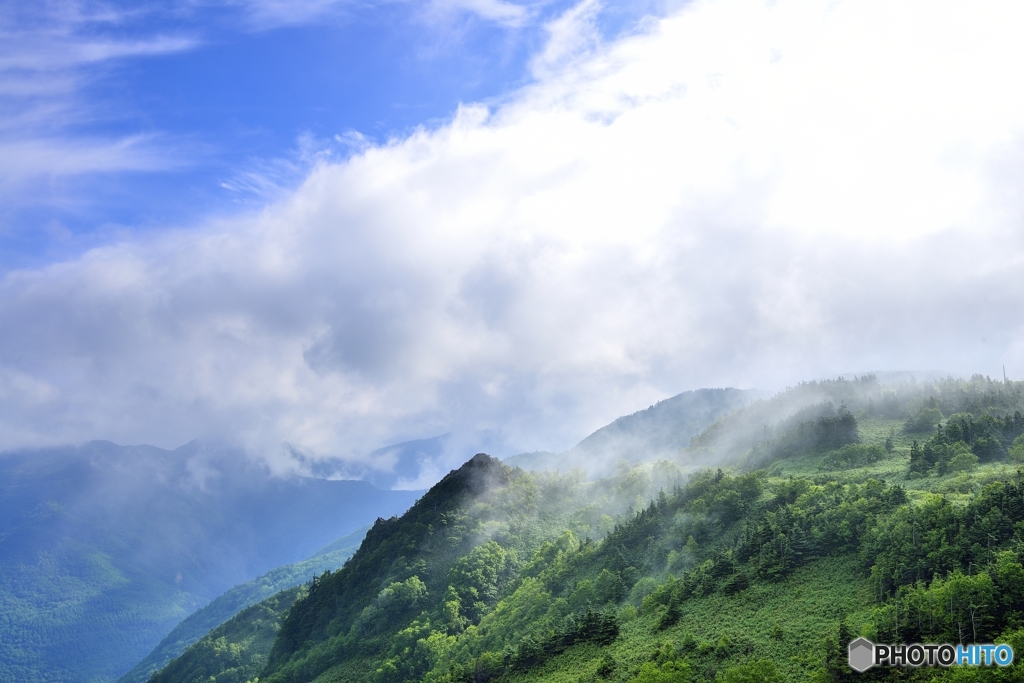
[2,0,1024,478]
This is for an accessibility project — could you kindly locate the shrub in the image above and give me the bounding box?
[905,406,943,433]
[948,450,979,473]
[1010,435,1024,463]
[820,444,886,470]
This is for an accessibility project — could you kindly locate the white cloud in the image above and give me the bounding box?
[426,0,532,27]
[231,0,355,28]
[235,0,538,30]
[530,0,599,77]
[2,0,1024,481]
[0,2,197,195]
[0,0,546,212]
[0,135,176,183]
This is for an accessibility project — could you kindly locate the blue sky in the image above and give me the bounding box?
[2,0,1024,486]
[3,0,641,265]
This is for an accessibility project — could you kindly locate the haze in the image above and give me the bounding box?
[2,0,1023,482]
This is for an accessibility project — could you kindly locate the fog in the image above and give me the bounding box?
[506,387,757,478]
[2,0,1024,483]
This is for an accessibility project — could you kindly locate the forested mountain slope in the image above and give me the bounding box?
[147,586,306,683]
[0,441,420,683]
[151,375,1024,682]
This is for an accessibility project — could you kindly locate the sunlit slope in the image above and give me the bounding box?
[499,555,870,683]
[150,375,1024,683]
[0,441,420,683]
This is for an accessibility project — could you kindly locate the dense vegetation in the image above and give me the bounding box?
[149,375,1024,682]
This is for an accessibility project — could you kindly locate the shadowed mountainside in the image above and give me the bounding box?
[0,441,420,683]
[117,525,371,683]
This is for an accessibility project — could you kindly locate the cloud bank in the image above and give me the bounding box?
[2,0,1024,478]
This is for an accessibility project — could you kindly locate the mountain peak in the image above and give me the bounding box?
[440,452,508,495]
[466,452,499,467]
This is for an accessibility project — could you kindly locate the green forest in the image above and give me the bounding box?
[145,375,1024,682]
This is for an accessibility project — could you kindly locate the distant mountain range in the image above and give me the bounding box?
[117,524,371,683]
[0,441,420,683]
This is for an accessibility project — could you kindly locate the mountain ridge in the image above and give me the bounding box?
[504,388,754,476]
[144,374,1024,683]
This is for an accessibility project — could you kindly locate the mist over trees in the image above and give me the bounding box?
[140,373,1024,683]
[505,388,753,477]
[6,373,1024,682]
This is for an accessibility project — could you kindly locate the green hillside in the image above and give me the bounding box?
[147,586,305,683]
[149,375,1024,683]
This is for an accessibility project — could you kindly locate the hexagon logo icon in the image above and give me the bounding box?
[848,637,875,672]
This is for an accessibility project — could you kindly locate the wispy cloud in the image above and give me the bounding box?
[228,0,359,29]
[529,0,599,76]
[234,0,540,30]
[1,0,1023,485]
[426,0,534,28]
[0,33,196,71]
[0,2,197,196]
[218,132,365,204]
[0,0,557,222]
[0,135,176,184]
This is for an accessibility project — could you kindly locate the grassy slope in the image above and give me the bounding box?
[767,415,1020,499]
[283,468,882,682]
[507,414,1021,681]
[498,413,1024,683]
[506,556,869,683]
